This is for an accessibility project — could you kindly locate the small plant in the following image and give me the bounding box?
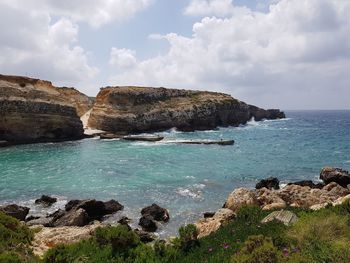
[178,224,199,252]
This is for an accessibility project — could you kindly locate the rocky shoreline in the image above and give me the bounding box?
[0,74,285,146]
[1,166,350,256]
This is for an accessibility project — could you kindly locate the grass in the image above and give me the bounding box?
[2,201,350,262]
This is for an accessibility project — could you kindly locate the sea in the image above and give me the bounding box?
[0,110,349,237]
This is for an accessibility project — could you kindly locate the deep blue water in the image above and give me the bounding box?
[0,110,349,236]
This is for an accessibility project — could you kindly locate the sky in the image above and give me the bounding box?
[0,0,349,110]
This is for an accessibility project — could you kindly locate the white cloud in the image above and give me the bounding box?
[109,47,137,69]
[0,3,98,90]
[2,0,154,28]
[184,0,235,17]
[110,0,350,109]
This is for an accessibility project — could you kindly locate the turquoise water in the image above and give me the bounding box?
[0,110,349,236]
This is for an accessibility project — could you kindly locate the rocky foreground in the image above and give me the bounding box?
[1,166,350,257]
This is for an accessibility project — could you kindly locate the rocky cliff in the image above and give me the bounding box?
[57,87,94,117]
[0,75,84,144]
[88,86,285,133]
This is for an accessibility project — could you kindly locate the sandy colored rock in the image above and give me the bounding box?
[88,86,284,133]
[0,74,84,144]
[196,208,235,238]
[57,87,94,117]
[31,222,101,257]
[224,188,258,212]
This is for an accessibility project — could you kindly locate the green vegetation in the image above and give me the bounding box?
[2,202,350,262]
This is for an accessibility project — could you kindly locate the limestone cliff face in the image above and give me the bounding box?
[0,75,84,144]
[88,86,285,133]
[57,87,94,117]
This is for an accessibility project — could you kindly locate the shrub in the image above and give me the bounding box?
[178,224,199,252]
[231,235,281,263]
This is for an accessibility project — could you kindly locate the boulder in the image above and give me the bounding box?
[287,180,324,189]
[196,208,235,238]
[256,188,286,210]
[35,195,57,206]
[224,188,258,212]
[139,216,157,232]
[203,212,215,218]
[256,177,280,190]
[141,204,170,222]
[26,217,52,227]
[320,167,350,188]
[0,204,30,221]
[118,216,131,225]
[103,199,124,214]
[52,208,89,227]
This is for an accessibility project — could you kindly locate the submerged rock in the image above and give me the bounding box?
[255,177,280,190]
[320,167,350,188]
[141,203,170,222]
[0,204,29,221]
[88,86,285,133]
[35,195,57,207]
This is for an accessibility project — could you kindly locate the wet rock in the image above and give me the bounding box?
[35,195,57,206]
[287,180,324,189]
[134,229,156,243]
[52,208,89,227]
[141,204,170,222]
[26,215,40,222]
[0,204,30,221]
[261,210,298,226]
[139,216,157,232]
[256,177,280,190]
[103,199,124,214]
[320,167,350,188]
[224,188,258,212]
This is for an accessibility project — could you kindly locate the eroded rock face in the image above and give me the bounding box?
[0,75,84,144]
[57,87,94,117]
[224,188,258,212]
[88,86,285,133]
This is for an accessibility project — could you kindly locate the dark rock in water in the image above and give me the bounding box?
[134,229,156,243]
[139,216,157,232]
[203,212,215,218]
[104,200,124,214]
[248,105,285,121]
[256,177,280,190]
[118,216,131,225]
[320,167,350,188]
[0,204,30,221]
[52,208,89,227]
[288,180,324,189]
[35,195,57,206]
[65,199,106,220]
[141,203,170,222]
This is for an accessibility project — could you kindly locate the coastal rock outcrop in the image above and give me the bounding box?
[35,195,57,207]
[0,75,84,144]
[255,177,280,190]
[88,86,285,133]
[139,204,170,232]
[56,87,94,117]
[224,182,350,213]
[320,167,350,188]
[0,204,30,221]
